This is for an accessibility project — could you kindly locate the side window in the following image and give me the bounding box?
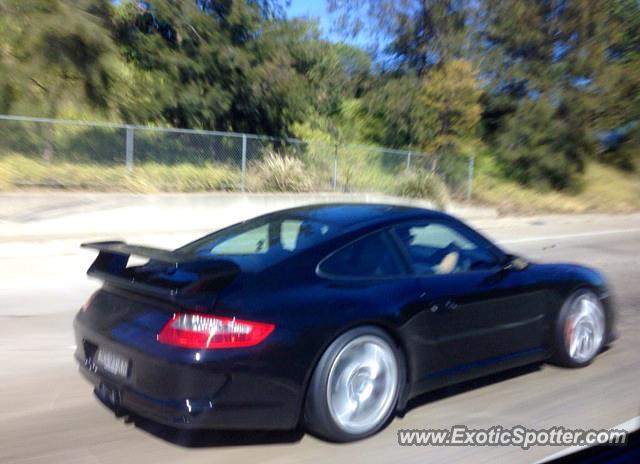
[207,219,331,255]
[319,231,405,278]
[210,224,269,254]
[394,222,499,275]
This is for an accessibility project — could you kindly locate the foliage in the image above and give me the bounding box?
[0,0,638,197]
[419,59,482,155]
[359,75,426,149]
[0,0,369,139]
[495,98,591,190]
[395,171,449,209]
[0,1,119,118]
[249,152,314,192]
[480,0,639,179]
[328,0,470,73]
[0,0,122,161]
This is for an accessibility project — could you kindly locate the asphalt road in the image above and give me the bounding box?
[1,213,639,463]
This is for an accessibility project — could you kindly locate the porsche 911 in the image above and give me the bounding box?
[73,204,616,442]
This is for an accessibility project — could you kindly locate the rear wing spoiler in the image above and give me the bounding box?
[81,241,239,299]
[81,241,196,265]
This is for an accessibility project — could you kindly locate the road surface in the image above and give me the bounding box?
[1,211,639,463]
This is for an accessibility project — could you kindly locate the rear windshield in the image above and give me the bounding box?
[177,214,341,271]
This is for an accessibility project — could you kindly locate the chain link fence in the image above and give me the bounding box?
[0,114,474,199]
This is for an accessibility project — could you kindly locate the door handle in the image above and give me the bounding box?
[427,299,457,313]
[443,300,458,311]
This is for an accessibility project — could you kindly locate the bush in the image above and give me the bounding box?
[250,152,314,192]
[395,171,449,209]
[495,98,592,191]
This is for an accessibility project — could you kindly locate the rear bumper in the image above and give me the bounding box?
[74,317,301,431]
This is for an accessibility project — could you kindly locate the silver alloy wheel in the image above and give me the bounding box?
[326,335,399,435]
[564,292,605,363]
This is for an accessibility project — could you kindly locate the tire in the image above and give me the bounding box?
[304,326,403,442]
[552,289,606,368]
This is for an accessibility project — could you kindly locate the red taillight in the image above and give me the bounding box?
[157,313,275,349]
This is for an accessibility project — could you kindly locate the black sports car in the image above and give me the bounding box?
[73,203,616,442]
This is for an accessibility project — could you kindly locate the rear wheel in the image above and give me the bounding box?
[553,289,606,367]
[304,326,402,442]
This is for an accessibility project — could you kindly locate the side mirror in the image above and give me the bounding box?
[502,254,529,271]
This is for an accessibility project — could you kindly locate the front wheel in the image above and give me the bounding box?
[304,326,402,442]
[553,289,606,367]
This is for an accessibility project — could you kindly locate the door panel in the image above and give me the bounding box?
[391,219,549,385]
[417,270,548,376]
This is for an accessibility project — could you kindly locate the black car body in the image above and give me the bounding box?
[73,204,615,439]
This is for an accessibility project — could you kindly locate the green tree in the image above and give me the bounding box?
[110,1,346,136]
[0,0,118,119]
[561,0,640,169]
[496,97,589,190]
[419,59,482,155]
[329,0,473,74]
[0,0,120,160]
[110,0,256,130]
[482,0,639,177]
[480,0,599,187]
[359,75,427,148]
[328,0,482,160]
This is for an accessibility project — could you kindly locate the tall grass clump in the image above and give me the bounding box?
[396,171,449,209]
[250,152,314,192]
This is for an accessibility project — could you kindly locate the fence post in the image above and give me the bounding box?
[466,155,475,202]
[332,143,338,192]
[406,151,412,173]
[431,154,439,173]
[240,134,247,192]
[125,125,134,172]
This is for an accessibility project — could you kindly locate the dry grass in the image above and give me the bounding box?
[2,154,639,215]
[0,154,238,192]
[473,162,640,214]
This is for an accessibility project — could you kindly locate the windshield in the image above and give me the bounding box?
[177,214,341,271]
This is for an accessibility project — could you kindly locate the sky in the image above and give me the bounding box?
[286,0,334,36]
[286,0,373,48]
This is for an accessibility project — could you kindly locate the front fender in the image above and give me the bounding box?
[528,263,615,344]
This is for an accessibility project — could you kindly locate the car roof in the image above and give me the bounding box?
[270,203,448,228]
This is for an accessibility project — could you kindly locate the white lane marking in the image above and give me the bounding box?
[617,416,640,432]
[536,416,640,463]
[498,228,640,244]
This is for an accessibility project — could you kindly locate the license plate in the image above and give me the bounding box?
[95,348,129,378]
